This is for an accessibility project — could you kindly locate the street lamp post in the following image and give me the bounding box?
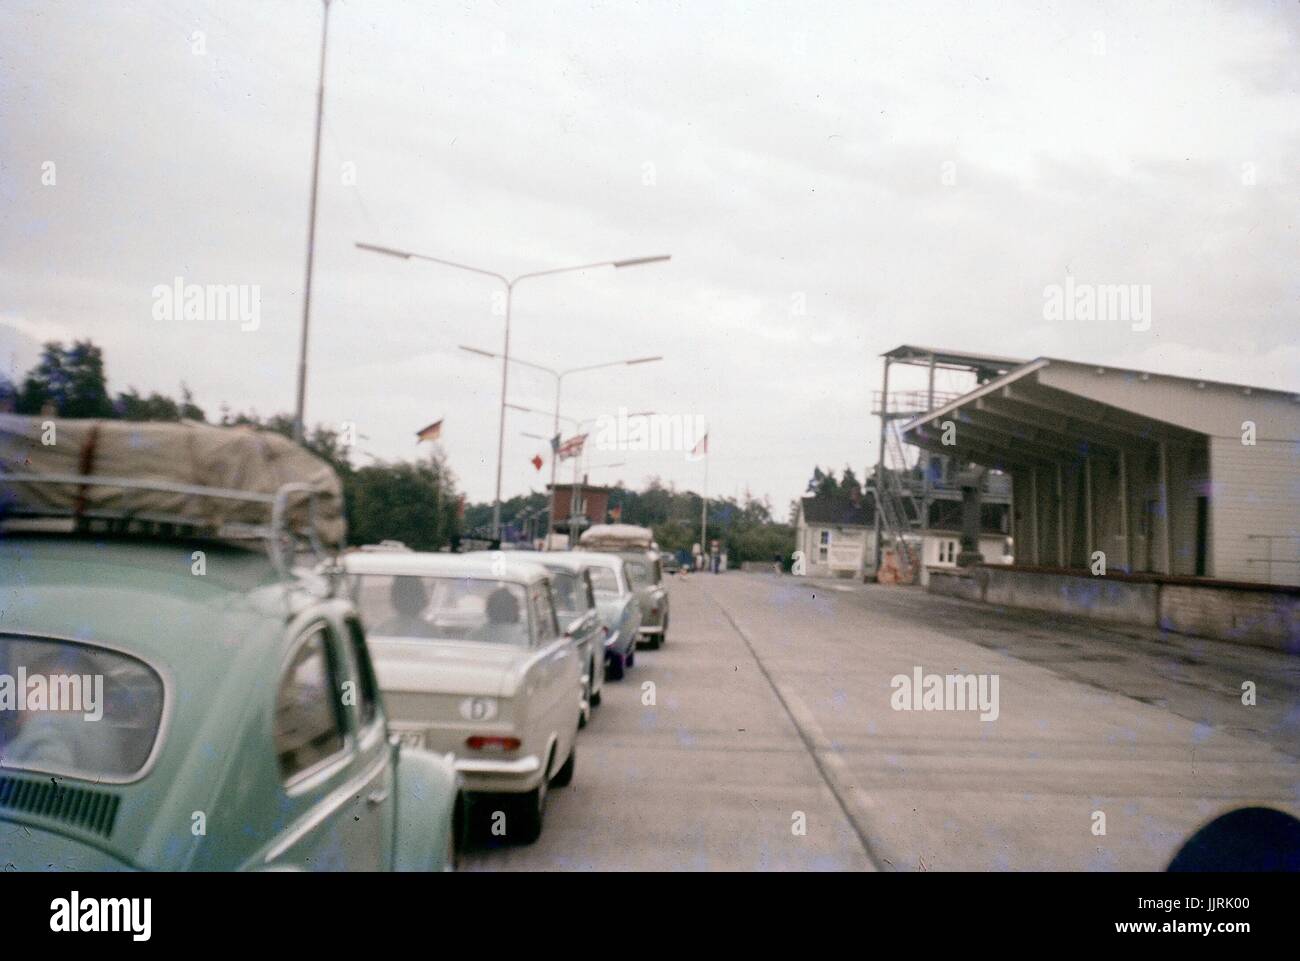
[357,242,669,538]
[292,0,332,443]
[461,347,661,547]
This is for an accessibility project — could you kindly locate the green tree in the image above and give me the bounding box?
[17,340,114,418]
[347,456,460,551]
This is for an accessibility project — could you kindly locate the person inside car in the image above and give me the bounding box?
[375,576,438,638]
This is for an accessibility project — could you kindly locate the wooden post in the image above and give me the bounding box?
[1159,441,1172,574]
[1055,462,1066,566]
[1084,455,1093,562]
[1030,468,1039,565]
[1118,449,1129,572]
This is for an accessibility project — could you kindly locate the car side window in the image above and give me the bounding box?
[531,585,558,644]
[344,618,380,729]
[275,626,346,780]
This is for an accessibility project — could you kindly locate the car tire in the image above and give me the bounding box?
[646,630,662,650]
[514,778,547,845]
[661,615,668,645]
[590,687,602,707]
[551,745,575,788]
[443,814,459,872]
[606,652,625,681]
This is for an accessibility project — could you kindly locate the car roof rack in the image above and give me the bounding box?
[0,472,335,578]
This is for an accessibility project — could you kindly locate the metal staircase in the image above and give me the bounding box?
[878,421,920,577]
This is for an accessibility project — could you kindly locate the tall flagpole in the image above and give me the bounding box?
[700,440,708,553]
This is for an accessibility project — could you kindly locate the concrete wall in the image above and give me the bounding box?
[983,567,1159,626]
[927,565,1299,652]
[1160,584,1298,651]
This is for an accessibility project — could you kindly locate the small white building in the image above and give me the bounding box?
[795,493,876,578]
[918,531,1012,586]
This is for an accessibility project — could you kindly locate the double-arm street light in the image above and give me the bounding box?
[461,347,661,546]
[356,241,670,538]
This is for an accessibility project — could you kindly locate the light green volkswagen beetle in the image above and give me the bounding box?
[0,415,460,871]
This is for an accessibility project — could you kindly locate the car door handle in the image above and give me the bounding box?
[366,788,390,806]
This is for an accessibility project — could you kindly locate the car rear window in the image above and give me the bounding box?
[0,635,165,781]
[350,575,532,647]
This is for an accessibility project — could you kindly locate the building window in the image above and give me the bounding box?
[938,539,958,564]
[818,529,830,562]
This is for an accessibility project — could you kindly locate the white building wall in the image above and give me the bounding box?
[796,521,875,577]
[1210,437,1300,586]
[918,532,1011,585]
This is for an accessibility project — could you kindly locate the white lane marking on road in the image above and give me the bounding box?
[705,589,883,871]
[775,680,881,826]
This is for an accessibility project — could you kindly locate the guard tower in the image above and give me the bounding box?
[871,345,1023,580]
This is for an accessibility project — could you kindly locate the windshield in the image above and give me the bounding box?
[588,565,622,597]
[351,575,531,647]
[0,635,165,781]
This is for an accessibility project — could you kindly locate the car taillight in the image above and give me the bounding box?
[466,735,521,752]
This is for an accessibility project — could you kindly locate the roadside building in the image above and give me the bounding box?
[795,491,876,578]
[547,481,612,547]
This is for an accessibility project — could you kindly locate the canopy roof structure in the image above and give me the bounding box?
[898,357,1299,585]
[899,357,1294,469]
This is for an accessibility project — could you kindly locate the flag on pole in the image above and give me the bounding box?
[690,432,709,459]
[556,433,587,460]
[416,419,443,443]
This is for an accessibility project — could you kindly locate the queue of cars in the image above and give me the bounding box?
[0,416,674,867]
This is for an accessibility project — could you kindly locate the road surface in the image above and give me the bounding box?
[463,572,1300,871]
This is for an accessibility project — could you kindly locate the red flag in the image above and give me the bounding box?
[416,419,443,443]
[690,433,708,457]
[530,453,543,471]
[556,433,587,460]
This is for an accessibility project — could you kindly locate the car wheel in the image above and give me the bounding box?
[443,814,459,871]
[579,665,593,728]
[661,615,668,645]
[606,652,625,681]
[590,686,602,707]
[551,744,575,787]
[514,777,547,845]
[449,793,469,867]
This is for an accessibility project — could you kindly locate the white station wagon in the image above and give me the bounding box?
[342,552,582,843]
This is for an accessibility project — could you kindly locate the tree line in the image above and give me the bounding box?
[1,340,459,550]
[3,340,800,563]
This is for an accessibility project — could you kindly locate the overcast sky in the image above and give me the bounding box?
[1,0,1296,514]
